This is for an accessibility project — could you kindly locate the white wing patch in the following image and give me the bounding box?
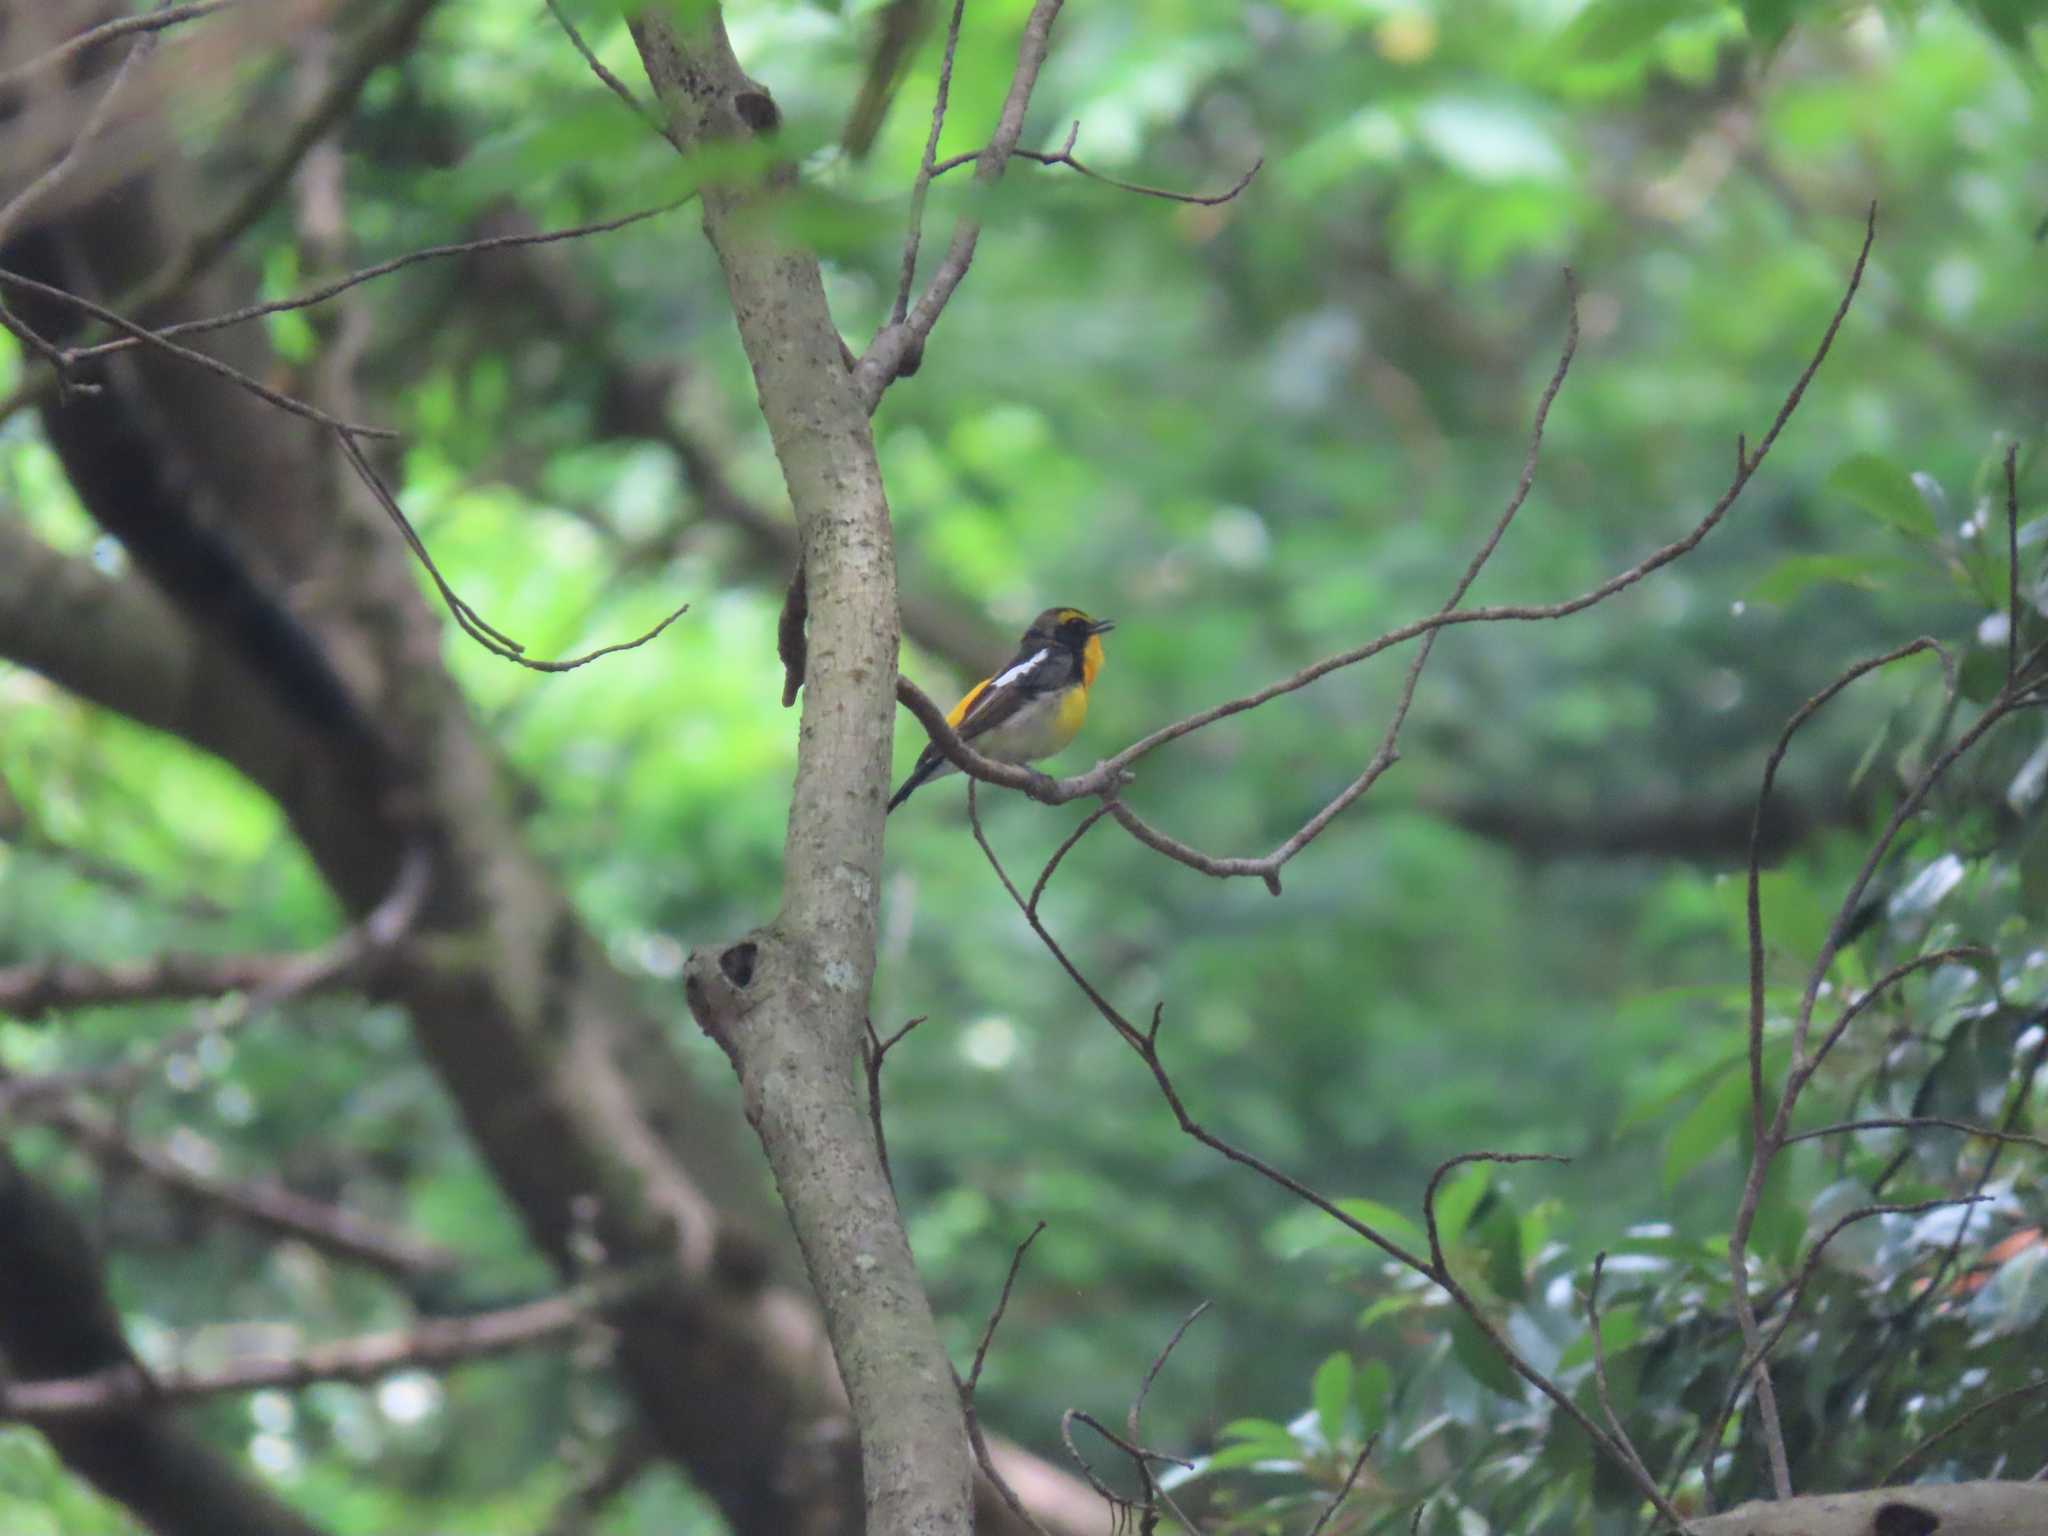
[989,647,1052,691]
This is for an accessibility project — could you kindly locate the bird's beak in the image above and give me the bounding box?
[1089,618,1117,635]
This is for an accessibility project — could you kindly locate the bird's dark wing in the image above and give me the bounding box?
[951,647,1076,742]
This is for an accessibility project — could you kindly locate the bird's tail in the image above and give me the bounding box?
[886,754,943,813]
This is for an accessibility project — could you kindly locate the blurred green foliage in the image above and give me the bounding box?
[2,0,2045,1530]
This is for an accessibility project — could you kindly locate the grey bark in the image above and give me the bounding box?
[1691,1482,2048,1536]
[631,10,975,1536]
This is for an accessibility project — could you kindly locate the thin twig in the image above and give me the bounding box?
[0,845,430,1114]
[861,1013,926,1191]
[1028,801,1117,918]
[954,1226,1053,1536]
[1586,1254,1662,1504]
[1784,1116,2048,1151]
[855,0,1067,409]
[892,0,968,328]
[1740,641,1950,1136]
[0,267,398,438]
[928,128,1262,207]
[335,430,691,671]
[26,1097,459,1279]
[0,1,238,89]
[966,788,1695,1532]
[0,1269,647,1420]
[967,1222,1047,1396]
[1304,1434,1380,1536]
[65,202,685,364]
[543,0,680,149]
[1129,1302,1209,1448]
[0,14,156,250]
[1423,1150,1568,1275]
[1880,1378,2048,1484]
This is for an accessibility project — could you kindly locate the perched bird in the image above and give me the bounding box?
[889,606,1114,813]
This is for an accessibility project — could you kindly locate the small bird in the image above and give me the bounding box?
[889,606,1114,813]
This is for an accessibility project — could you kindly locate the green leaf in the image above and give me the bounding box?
[1618,1043,1745,1135]
[1449,1313,1525,1401]
[1664,1063,1747,1190]
[1751,1142,1803,1269]
[1312,1352,1354,1447]
[1968,1245,2048,1336]
[1557,0,1720,61]
[2020,814,2048,920]
[1200,1440,1303,1474]
[1355,1357,1393,1439]
[1218,1418,1293,1444]
[1333,1198,1430,1257]
[1470,1192,1529,1301]
[1357,1293,1424,1331]
[1559,1302,1642,1370]
[1751,552,1902,605]
[1827,453,1939,540]
[1739,0,1798,47]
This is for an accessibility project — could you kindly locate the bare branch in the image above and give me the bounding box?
[928,125,1262,207]
[544,0,678,148]
[968,1222,1047,1399]
[1304,1435,1379,1536]
[1784,1116,2048,1152]
[892,0,968,328]
[856,0,1066,408]
[0,845,430,1114]
[1882,1378,2048,1485]
[65,202,684,364]
[1129,1301,1209,1448]
[334,430,691,671]
[0,11,155,249]
[0,1,238,90]
[1586,1254,1662,1504]
[0,1275,640,1421]
[966,788,1694,1532]
[0,266,398,437]
[1422,1150,1569,1274]
[31,1098,459,1279]
[1028,801,1117,917]
[0,949,360,1022]
[860,1012,927,1190]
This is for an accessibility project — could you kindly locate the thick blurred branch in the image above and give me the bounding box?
[0,1148,333,1536]
[2,1275,633,1421]
[0,949,362,1020]
[26,1097,458,1280]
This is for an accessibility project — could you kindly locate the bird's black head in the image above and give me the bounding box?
[1026,606,1115,653]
